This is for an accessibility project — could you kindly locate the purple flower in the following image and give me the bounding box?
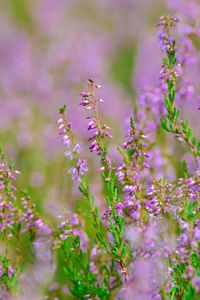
[116,203,124,217]
[192,277,200,292]
[77,158,88,175]
[56,118,63,124]
[62,135,71,147]
[122,185,137,193]
[64,151,73,160]
[105,132,114,139]
[71,214,79,226]
[194,227,200,241]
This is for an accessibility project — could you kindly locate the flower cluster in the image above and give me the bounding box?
[0,154,20,238]
[157,16,179,51]
[144,179,172,217]
[79,79,113,174]
[55,213,88,251]
[0,254,15,298]
[19,193,51,236]
[56,105,88,181]
[115,119,150,204]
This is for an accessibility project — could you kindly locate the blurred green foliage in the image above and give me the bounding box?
[9,0,32,28]
[111,44,136,94]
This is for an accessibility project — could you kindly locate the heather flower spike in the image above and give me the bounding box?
[79,79,113,179]
[158,16,200,166]
[56,104,88,181]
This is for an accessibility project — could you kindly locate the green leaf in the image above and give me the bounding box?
[59,104,67,113]
[172,89,176,102]
[182,160,188,177]
[130,117,135,130]
[9,158,14,170]
[163,57,168,66]
[187,128,192,140]
[76,235,80,246]
[91,195,95,208]
[169,120,174,132]
[160,118,170,132]
[95,207,98,220]
[197,140,200,156]
[175,109,180,123]
[100,219,103,233]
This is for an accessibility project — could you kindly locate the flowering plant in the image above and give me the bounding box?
[0,15,200,300]
[53,17,200,299]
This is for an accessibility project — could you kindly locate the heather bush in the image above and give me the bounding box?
[0,2,200,300]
